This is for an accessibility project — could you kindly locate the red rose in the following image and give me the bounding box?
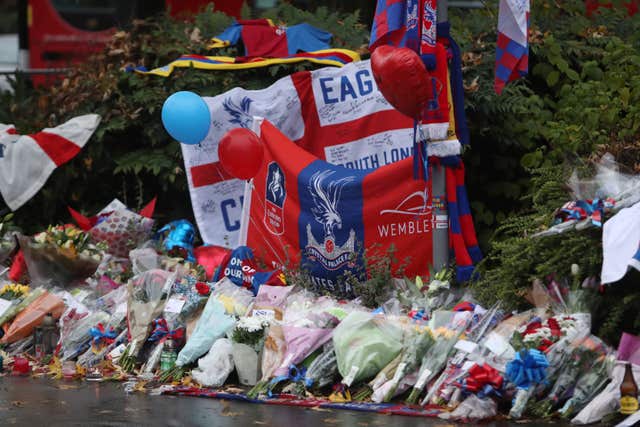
[547,318,562,337]
[539,338,553,352]
[524,321,542,335]
[195,282,211,296]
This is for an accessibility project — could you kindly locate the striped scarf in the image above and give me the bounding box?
[439,157,483,282]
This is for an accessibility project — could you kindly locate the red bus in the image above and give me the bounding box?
[20,0,245,85]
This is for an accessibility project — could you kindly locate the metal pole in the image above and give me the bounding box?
[431,0,450,273]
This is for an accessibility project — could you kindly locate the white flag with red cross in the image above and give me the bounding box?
[0,114,101,211]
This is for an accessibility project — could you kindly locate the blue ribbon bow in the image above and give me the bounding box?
[89,324,117,346]
[267,364,307,397]
[505,349,549,390]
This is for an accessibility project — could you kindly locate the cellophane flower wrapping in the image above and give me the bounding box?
[259,323,286,382]
[60,310,110,361]
[438,394,498,422]
[0,287,44,328]
[0,289,65,343]
[332,310,403,387]
[192,337,235,387]
[19,228,105,287]
[532,334,610,417]
[382,324,435,402]
[572,361,640,425]
[250,284,294,320]
[304,342,339,390]
[88,199,154,258]
[557,354,613,419]
[212,278,255,317]
[126,269,174,357]
[272,325,332,378]
[175,283,236,367]
[407,325,465,405]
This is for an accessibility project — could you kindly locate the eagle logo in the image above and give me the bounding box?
[308,170,354,243]
[222,96,253,128]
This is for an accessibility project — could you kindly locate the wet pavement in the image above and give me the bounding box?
[0,376,572,427]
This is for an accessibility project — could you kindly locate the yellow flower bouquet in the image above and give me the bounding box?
[19,225,108,287]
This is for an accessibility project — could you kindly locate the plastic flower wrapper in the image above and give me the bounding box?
[85,254,132,296]
[211,277,255,317]
[531,334,610,417]
[303,342,339,391]
[505,348,550,419]
[59,310,111,361]
[0,286,44,328]
[165,273,205,325]
[403,322,466,405]
[569,333,640,424]
[557,353,614,419]
[332,310,403,393]
[571,360,640,425]
[77,328,128,368]
[192,338,235,387]
[438,394,498,422]
[248,323,286,398]
[381,323,435,402]
[249,284,294,321]
[175,289,236,367]
[283,292,343,330]
[0,289,65,343]
[125,269,175,360]
[19,226,106,287]
[68,198,156,258]
[426,305,505,406]
[229,315,271,386]
[129,248,159,276]
[266,325,333,391]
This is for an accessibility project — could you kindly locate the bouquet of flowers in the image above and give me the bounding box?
[69,198,155,258]
[382,324,434,402]
[230,315,271,351]
[303,342,339,391]
[229,315,271,385]
[121,269,174,370]
[0,286,44,327]
[174,287,236,368]
[332,311,403,393]
[0,282,30,300]
[19,225,107,287]
[557,354,613,419]
[59,310,111,361]
[1,289,65,343]
[406,325,465,404]
[532,335,609,417]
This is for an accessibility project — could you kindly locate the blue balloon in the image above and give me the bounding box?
[161,91,211,145]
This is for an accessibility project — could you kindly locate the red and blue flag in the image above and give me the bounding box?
[495,0,530,94]
[242,119,436,297]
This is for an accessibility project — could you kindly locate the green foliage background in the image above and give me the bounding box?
[1,1,639,342]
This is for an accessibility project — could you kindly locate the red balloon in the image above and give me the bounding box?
[194,245,231,281]
[370,45,433,119]
[218,128,264,180]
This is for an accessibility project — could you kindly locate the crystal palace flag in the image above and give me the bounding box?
[181,60,460,247]
[240,119,435,296]
[0,115,101,210]
[495,0,530,94]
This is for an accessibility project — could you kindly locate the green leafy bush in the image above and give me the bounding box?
[0,4,368,234]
